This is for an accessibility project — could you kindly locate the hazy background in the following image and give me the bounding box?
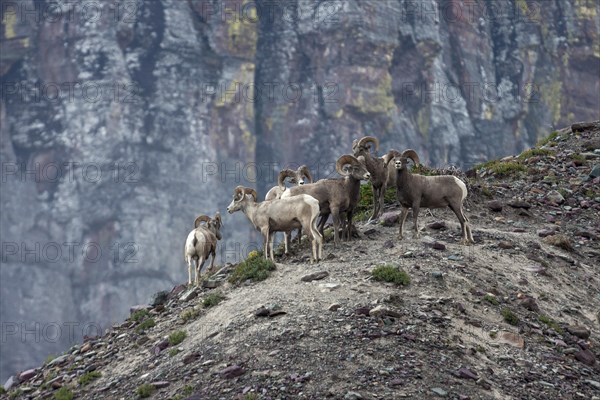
[1,0,598,381]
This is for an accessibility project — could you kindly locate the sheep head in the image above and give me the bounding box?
[227,186,257,213]
[212,212,223,240]
[393,149,420,171]
[277,169,297,190]
[382,149,402,168]
[297,165,313,185]
[336,154,371,181]
[352,136,380,157]
[194,215,211,229]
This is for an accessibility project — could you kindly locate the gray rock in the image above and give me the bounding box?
[487,200,503,212]
[546,190,565,204]
[380,212,400,227]
[301,271,329,282]
[431,387,447,397]
[219,365,245,379]
[590,165,600,178]
[344,391,363,400]
[180,288,198,302]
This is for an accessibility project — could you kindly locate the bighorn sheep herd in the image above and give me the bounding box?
[184,136,475,285]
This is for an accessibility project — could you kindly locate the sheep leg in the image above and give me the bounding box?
[412,204,421,238]
[398,207,409,239]
[331,208,342,246]
[346,211,354,241]
[187,257,193,286]
[283,231,290,254]
[317,213,328,237]
[311,213,323,261]
[262,229,270,260]
[449,204,474,245]
[296,228,302,245]
[269,233,275,261]
[209,249,216,270]
[195,256,205,286]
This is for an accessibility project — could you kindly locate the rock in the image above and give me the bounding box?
[19,369,36,381]
[183,352,200,365]
[431,242,446,250]
[537,229,556,237]
[431,387,447,397]
[380,212,400,227]
[80,342,92,353]
[202,279,221,289]
[507,200,532,209]
[431,271,443,279]
[428,221,446,229]
[369,305,401,318]
[180,288,198,302]
[575,349,596,365]
[130,304,151,314]
[169,284,187,299]
[300,271,329,282]
[319,283,340,291]
[344,391,363,400]
[3,376,14,391]
[151,291,169,307]
[487,200,503,212]
[151,381,170,389]
[585,380,600,389]
[519,297,539,311]
[590,165,600,178]
[497,331,525,348]
[498,241,514,249]
[363,228,377,235]
[48,354,69,366]
[455,367,478,380]
[354,307,371,316]
[219,365,245,379]
[328,303,341,311]
[381,240,394,249]
[566,325,590,339]
[254,307,270,317]
[546,190,565,204]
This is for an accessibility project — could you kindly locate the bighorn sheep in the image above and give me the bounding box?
[281,155,371,245]
[383,149,474,244]
[265,166,314,253]
[184,212,223,286]
[227,186,323,263]
[352,136,389,222]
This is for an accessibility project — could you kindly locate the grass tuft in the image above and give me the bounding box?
[135,318,155,333]
[228,254,276,285]
[136,383,156,398]
[543,234,573,252]
[484,294,499,305]
[501,308,519,326]
[518,148,553,160]
[538,314,564,334]
[202,292,225,308]
[168,330,187,346]
[478,160,526,177]
[131,309,151,322]
[78,371,101,386]
[53,387,73,400]
[372,264,410,286]
[537,131,560,147]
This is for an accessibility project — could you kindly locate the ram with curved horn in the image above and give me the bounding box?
[281,155,371,246]
[184,211,223,286]
[384,149,475,244]
[352,136,396,222]
[227,186,323,263]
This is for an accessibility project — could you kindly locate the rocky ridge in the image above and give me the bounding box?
[1,123,599,399]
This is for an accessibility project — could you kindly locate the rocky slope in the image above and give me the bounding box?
[1,0,599,383]
[1,122,598,399]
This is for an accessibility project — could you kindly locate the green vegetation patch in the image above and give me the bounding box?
[537,131,560,147]
[168,330,187,346]
[538,314,564,334]
[518,148,554,160]
[484,294,499,305]
[78,371,101,386]
[228,253,276,284]
[501,308,519,326]
[135,318,156,333]
[53,387,73,400]
[372,264,410,286]
[131,309,151,322]
[136,383,156,398]
[203,292,225,308]
[180,307,200,323]
[477,160,526,177]
[354,185,397,222]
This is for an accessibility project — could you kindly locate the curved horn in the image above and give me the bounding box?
[382,149,401,167]
[242,187,257,201]
[358,136,379,152]
[234,185,245,199]
[336,154,359,176]
[401,149,420,166]
[277,169,296,189]
[213,211,222,227]
[298,165,313,183]
[194,215,211,228]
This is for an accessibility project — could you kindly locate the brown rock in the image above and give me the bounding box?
[220,365,245,379]
[575,349,596,366]
[519,297,539,312]
[380,212,400,227]
[455,367,478,380]
[498,241,514,249]
[18,369,36,382]
[507,200,532,209]
[427,221,446,229]
[487,200,503,212]
[183,352,200,365]
[567,325,591,339]
[151,381,170,389]
[431,242,446,251]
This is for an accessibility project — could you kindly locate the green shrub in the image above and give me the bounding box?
[537,131,559,147]
[169,348,179,357]
[501,308,519,326]
[371,265,410,286]
[484,294,499,305]
[135,318,156,333]
[131,309,151,322]
[168,330,187,346]
[136,383,156,398]
[180,307,200,323]
[202,292,225,308]
[538,314,563,334]
[478,160,526,177]
[228,255,276,285]
[53,387,73,400]
[182,385,194,396]
[78,371,101,386]
[518,148,553,160]
[0,387,5,395]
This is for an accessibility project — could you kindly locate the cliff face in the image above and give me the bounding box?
[0,0,598,381]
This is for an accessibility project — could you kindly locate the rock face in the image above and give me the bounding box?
[0,0,598,381]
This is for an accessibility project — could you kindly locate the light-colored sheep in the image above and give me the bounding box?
[352,136,388,222]
[227,186,323,263]
[184,212,223,286]
[383,149,475,244]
